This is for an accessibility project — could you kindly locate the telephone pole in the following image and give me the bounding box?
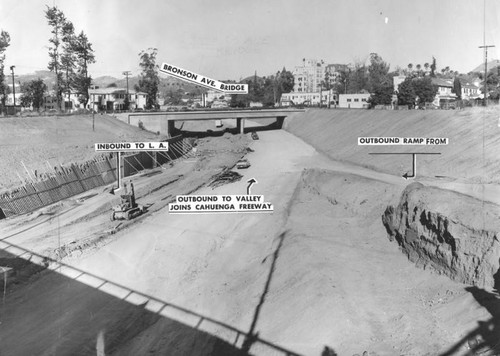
[479,0,495,107]
[123,71,131,110]
[479,45,495,106]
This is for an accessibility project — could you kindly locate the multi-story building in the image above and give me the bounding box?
[461,83,480,100]
[325,64,349,88]
[293,59,325,93]
[89,88,147,111]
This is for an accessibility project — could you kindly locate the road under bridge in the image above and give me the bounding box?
[126,109,304,136]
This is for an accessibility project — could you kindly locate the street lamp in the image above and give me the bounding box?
[10,65,15,110]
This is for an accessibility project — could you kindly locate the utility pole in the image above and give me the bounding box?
[479,45,495,106]
[123,71,131,110]
[10,66,15,112]
[479,0,495,107]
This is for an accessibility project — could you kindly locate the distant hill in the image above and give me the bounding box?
[18,71,56,89]
[240,74,265,83]
[470,59,500,73]
[17,71,210,95]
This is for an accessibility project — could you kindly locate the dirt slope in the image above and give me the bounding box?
[1,129,487,356]
[0,114,162,190]
[284,106,500,184]
[2,110,500,355]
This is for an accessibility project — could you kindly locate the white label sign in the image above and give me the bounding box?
[358,137,448,145]
[160,63,248,94]
[169,194,274,214]
[95,142,169,152]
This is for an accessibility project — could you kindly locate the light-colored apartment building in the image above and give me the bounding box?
[293,59,325,93]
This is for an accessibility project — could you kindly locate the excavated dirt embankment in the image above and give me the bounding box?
[382,182,500,290]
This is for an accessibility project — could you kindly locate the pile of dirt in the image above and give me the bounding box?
[284,106,500,183]
[382,182,500,290]
[260,169,473,355]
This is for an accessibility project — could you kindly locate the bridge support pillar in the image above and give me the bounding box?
[276,116,285,129]
[236,118,245,134]
[167,120,176,136]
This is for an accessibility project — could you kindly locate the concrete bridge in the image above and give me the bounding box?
[126,109,304,136]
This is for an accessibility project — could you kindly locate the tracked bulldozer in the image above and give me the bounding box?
[110,182,146,221]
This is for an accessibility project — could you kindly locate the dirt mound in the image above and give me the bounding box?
[382,183,500,290]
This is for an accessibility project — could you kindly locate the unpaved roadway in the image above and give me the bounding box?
[58,129,493,354]
[1,125,495,355]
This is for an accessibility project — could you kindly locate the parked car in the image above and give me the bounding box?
[236,159,251,169]
[251,131,259,140]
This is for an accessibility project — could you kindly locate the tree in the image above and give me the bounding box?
[45,6,73,111]
[20,79,47,110]
[396,77,416,107]
[262,76,276,107]
[430,57,437,77]
[279,67,294,93]
[165,88,183,105]
[366,53,393,107]
[452,77,462,100]
[71,31,95,107]
[412,77,438,104]
[347,63,368,93]
[136,48,160,109]
[230,93,248,108]
[483,70,500,97]
[367,53,390,93]
[0,30,10,115]
[368,80,394,107]
[416,64,422,77]
[424,62,430,74]
[334,69,350,94]
[60,21,75,109]
[273,67,294,105]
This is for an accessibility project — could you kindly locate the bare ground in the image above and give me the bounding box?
[0,110,499,355]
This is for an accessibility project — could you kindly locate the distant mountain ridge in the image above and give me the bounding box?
[470,59,500,73]
[16,70,267,93]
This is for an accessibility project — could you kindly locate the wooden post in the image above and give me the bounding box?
[116,152,122,189]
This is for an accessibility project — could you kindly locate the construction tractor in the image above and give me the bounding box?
[110,182,146,221]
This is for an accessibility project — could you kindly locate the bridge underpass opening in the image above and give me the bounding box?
[126,110,304,136]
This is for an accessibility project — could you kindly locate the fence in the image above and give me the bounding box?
[0,136,192,219]
[122,135,188,177]
[0,156,117,219]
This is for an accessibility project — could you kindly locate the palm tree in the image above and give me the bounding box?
[416,64,422,77]
[424,62,430,73]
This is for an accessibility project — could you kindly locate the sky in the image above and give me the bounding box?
[1,0,499,80]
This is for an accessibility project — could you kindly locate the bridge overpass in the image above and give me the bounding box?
[126,109,304,136]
